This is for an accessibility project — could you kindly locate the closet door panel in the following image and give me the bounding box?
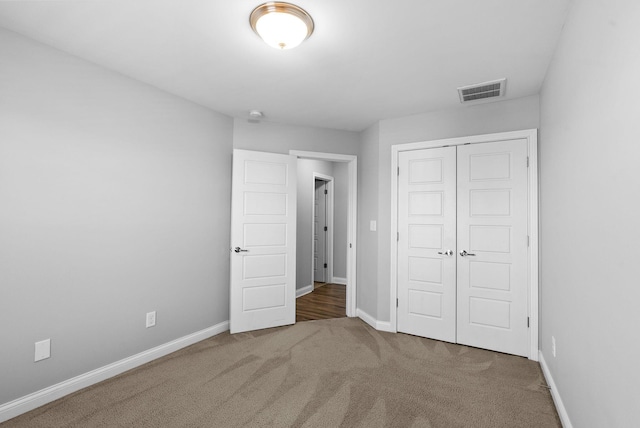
[397,147,457,343]
[456,139,529,357]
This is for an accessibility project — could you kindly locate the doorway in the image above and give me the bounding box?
[296,172,348,322]
[291,150,358,318]
[229,149,357,334]
[389,130,539,360]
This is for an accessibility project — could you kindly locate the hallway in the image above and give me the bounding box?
[296,283,346,322]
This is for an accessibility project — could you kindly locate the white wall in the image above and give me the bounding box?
[332,162,349,279]
[0,29,234,405]
[233,119,360,156]
[374,96,540,321]
[539,1,640,426]
[356,123,380,318]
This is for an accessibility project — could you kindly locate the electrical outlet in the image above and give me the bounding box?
[552,336,556,357]
[35,339,51,362]
[146,311,156,328]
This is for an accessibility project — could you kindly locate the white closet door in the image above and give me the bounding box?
[456,139,529,357]
[397,147,457,343]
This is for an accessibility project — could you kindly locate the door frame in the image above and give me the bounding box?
[290,150,357,317]
[312,173,334,284]
[389,129,539,360]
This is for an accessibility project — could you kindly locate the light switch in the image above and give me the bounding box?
[370,220,377,232]
[35,339,51,362]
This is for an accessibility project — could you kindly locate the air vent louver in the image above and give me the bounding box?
[458,78,506,103]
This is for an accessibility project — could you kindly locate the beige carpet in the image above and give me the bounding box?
[3,318,560,427]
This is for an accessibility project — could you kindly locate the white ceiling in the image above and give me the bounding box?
[0,0,571,131]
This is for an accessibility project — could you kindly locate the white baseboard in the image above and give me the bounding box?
[357,308,377,329]
[0,321,229,424]
[331,277,347,285]
[356,308,394,332]
[539,351,573,428]
[375,319,393,332]
[296,284,313,298]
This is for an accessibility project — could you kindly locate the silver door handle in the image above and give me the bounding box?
[438,250,453,256]
[459,250,476,257]
[234,247,249,253]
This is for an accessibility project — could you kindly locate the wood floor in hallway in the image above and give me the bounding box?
[296,283,346,322]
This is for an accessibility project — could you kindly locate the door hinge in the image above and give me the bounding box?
[324,263,327,268]
[397,232,399,241]
[527,235,530,247]
[397,166,400,176]
[324,189,328,194]
[396,298,399,307]
[527,317,530,328]
[527,156,530,167]
[324,226,328,231]
[349,243,352,248]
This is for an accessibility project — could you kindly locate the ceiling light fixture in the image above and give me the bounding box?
[250,2,314,50]
[248,110,263,120]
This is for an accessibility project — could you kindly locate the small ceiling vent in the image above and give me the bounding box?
[458,78,506,103]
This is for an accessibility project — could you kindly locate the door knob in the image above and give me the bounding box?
[234,247,249,253]
[438,250,453,256]
[459,250,476,257]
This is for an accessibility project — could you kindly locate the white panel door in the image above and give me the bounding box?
[456,139,529,356]
[313,180,327,282]
[230,149,297,334]
[397,147,457,343]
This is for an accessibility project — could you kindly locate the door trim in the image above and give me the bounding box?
[389,129,539,360]
[312,173,334,285]
[290,150,358,318]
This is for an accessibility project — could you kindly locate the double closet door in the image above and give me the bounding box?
[397,139,529,357]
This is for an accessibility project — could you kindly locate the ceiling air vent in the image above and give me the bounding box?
[457,78,506,103]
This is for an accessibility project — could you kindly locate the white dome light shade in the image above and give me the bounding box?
[250,2,314,50]
[255,12,307,49]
